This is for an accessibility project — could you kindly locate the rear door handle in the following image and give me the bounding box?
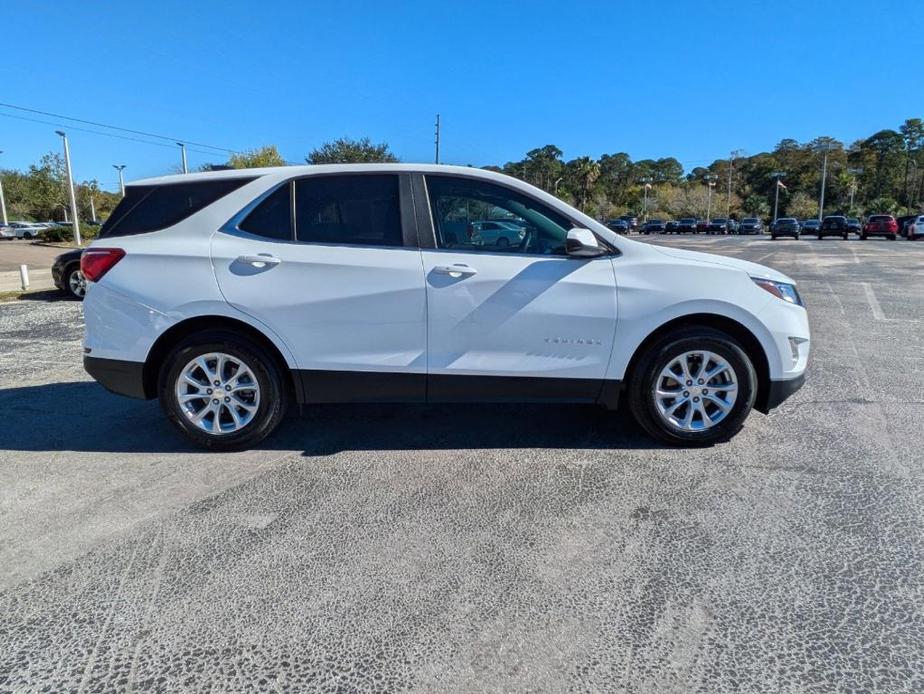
[433,264,477,278]
[236,254,281,267]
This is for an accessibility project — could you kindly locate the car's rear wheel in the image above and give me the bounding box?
[628,328,757,446]
[64,265,86,300]
[842,232,848,240]
[496,237,509,248]
[159,330,287,450]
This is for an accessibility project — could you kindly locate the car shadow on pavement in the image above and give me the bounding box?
[16,290,72,302]
[0,382,667,454]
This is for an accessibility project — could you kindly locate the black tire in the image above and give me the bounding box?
[496,237,509,248]
[771,235,777,240]
[842,232,848,240]
[627,327,758,446]
[63,264,86,300]
[889,234,897,241]
[159,330,288,450]
[860,234,867,240]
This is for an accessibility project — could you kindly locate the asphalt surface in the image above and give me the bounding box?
[1,235,923,692]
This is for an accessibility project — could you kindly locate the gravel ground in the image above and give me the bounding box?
[1,236,923,692]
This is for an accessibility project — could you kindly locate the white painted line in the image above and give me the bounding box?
[754,252,776,264]
[862,282,886,321]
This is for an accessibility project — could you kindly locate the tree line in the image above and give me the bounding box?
[3,120,921,227]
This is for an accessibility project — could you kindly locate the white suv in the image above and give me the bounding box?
[81,165,809,449]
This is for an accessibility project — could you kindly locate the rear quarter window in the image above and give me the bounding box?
[100,177,255,238]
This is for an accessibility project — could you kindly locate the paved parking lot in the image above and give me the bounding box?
[1,236,923,692]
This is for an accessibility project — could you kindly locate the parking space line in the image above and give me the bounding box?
[861,282,886,321]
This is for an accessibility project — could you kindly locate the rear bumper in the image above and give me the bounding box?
[756,373,805,414]
[84,355,149,400]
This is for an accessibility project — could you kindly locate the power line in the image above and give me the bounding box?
[0,111,226,158]
[0,101,238,154]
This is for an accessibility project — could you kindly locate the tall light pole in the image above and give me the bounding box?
[816,142,836,221]
[641,178,652,222]
[847,167,862,212]
[726,149,743,218]
[705,175,717,222]
[0,150,7,226]
[88,189,97,223]
[113,164,126,196]
[55,131,81,246]
[177,142,188,174]
[434,114,441,165]
[771,171,787,222]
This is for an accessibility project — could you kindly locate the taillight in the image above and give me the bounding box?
[81,248,125,282]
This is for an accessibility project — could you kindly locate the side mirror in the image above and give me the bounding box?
[566,228,606,257]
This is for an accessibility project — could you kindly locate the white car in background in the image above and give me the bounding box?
[2,221,46,239]
[907,215,924,240]
[80,164,810,450]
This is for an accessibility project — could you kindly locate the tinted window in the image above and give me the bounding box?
[869,215,892,222]
[239,183,292,240]
[100,177,254,238]
[426,175,574,255]
[294,175,402,246]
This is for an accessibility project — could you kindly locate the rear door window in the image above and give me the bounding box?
[100,177,255,238]
[238,183,292,240]
[293,175,403,247]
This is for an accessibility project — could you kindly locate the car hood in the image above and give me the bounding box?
[651,245,794,284]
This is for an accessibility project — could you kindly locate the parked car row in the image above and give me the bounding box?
[601,213,924,241]
[770,214,924,240]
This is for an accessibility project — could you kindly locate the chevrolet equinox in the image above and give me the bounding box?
[82,165,810,449]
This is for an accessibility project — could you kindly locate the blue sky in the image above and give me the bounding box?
[2,0,921,191]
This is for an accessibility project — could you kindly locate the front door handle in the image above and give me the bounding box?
[236,254,281,267]
[433,264,477,278]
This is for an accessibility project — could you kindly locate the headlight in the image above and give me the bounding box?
[752,277,802,306]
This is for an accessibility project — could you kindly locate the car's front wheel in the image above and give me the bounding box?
[64,266,86,300]
[628,328,757,446]
[159,330,287,450]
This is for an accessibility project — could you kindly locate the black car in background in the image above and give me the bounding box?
[847,218,862,235]
[819,215,850,239]
[51,248,86,300]
[619,214,638,231]
[605,219,630,234]
[706,218,733,234]
[738,218,764,234]
[800,219,821,236]
[677,218,698,233]
[896,214,919,238]
[770,218,801,239]
[641,219,666,234]
[664,220,680,233]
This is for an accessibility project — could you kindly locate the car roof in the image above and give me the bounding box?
[130,163,514,187]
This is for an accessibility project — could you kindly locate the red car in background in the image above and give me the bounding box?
[862,214,898,240]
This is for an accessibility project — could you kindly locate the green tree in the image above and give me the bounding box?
[564,156,600,212]
[786,191,816,219]
[306,137,398,164]
[228,145,285,169]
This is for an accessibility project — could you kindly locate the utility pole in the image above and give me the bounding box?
[0,150,7,225]
[55,131,81,246]
[704,175,717,222]
[726,149,742,218]
[847,168,862,212]
[816,142,836,221]
[88,190,97,223]
[641,178,652,222]
[434,114,441,165]
[771,171,786,222]
[177,142,188,174]
[113,164,127,196]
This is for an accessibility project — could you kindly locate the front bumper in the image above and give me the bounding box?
[756,373,805,413]
[84,355,148,400]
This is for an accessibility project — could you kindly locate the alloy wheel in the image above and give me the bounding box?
[654,350,738,432]
[174,352,261,435]
[68,270,87,298]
